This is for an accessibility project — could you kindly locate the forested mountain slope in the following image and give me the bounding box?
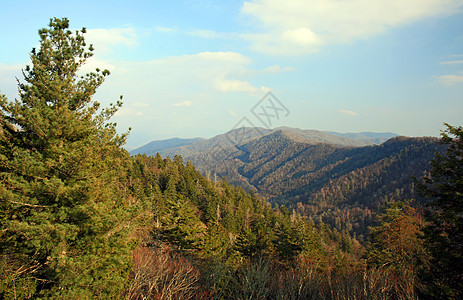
[133,128,442,240]
[126,154,362,298]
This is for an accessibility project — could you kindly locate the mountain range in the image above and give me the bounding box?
[130,127,397,157]
[130,127,441,240]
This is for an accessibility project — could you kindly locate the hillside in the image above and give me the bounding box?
[132,128,441,240]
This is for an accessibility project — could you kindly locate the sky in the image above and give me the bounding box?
[1,0,463,148]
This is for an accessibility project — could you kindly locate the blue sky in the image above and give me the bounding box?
[1,0,463,148]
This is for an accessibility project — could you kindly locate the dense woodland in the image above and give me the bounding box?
[0,18,462,299]
[173,128,443,243]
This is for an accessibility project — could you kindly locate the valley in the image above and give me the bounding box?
[131,127,443,241]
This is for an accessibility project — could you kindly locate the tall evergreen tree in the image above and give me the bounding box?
[418,123,463,298]
[0,18,135,298]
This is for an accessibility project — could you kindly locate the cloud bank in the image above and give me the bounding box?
[242,0,463,55]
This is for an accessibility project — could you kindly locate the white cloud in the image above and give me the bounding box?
[263,65,296,73]
[438,55,463,84]
[93,51,277,114]
[80,57,116,74]
[155,26,177,33]
[228,65,296,77]
[242,0,463,55]
[114,106,145,117]
[242,32,320,55]
[439,72,463,85]
[86,27,137,54]
[217,79,269,93]
[441,60,463,65]
[282,28,320,45]
[127,51,267,95]
[0,46,288,145]
[173,100,193,107]
[339,109,359,116]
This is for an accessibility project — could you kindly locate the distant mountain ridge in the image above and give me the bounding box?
[130,137,204,156]
[324,131,398,144]
[130,127,441,241]
[130,127,398,157]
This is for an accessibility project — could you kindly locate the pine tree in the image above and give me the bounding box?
[275,212,303,261]
[155,178,205,251]
[0,18,135,298]
[418,123,463,298]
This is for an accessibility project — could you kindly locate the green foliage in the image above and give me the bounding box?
[0,17,135,298]
[275,211,305,261]
[157,191,205,251]
[418,123,463,298]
